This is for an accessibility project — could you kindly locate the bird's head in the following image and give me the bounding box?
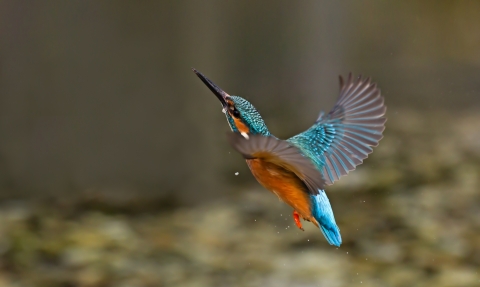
[193,69,270,137]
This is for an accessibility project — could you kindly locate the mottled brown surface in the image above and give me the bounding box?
[0,110,479,286]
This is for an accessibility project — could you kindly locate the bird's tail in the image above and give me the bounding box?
[311,191,342,247]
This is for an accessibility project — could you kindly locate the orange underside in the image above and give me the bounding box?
[246,159,318,226]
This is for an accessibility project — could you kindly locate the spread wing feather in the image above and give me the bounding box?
[226,133,325,194]
[288,73,386,185]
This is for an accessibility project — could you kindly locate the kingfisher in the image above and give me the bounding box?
[193,68,386,247]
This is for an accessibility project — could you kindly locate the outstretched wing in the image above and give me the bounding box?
[288,73,386,185]
[226,132,325,194]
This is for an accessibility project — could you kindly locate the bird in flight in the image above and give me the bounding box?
[193,69,386,246]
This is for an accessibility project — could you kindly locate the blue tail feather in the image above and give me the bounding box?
[311,191,342,246]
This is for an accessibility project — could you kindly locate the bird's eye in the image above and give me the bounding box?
[231,109,240,118]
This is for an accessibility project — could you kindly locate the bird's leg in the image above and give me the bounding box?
[292,210,304,231]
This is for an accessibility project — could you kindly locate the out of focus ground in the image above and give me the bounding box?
[0,109,479,287]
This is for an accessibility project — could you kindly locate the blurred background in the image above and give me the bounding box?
[0,1,479,286]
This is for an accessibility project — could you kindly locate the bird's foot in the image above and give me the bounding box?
[293,210,304,231]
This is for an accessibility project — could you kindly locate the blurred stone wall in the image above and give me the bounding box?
[0,1,479,203]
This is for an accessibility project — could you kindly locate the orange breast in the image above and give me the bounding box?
[246,159,316,225]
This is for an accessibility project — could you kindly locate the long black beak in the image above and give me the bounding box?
[192,68,229,107]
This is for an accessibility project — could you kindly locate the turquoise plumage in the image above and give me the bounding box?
[193,69,386,247]
[227,96,271,136]
[289,74,386,185]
